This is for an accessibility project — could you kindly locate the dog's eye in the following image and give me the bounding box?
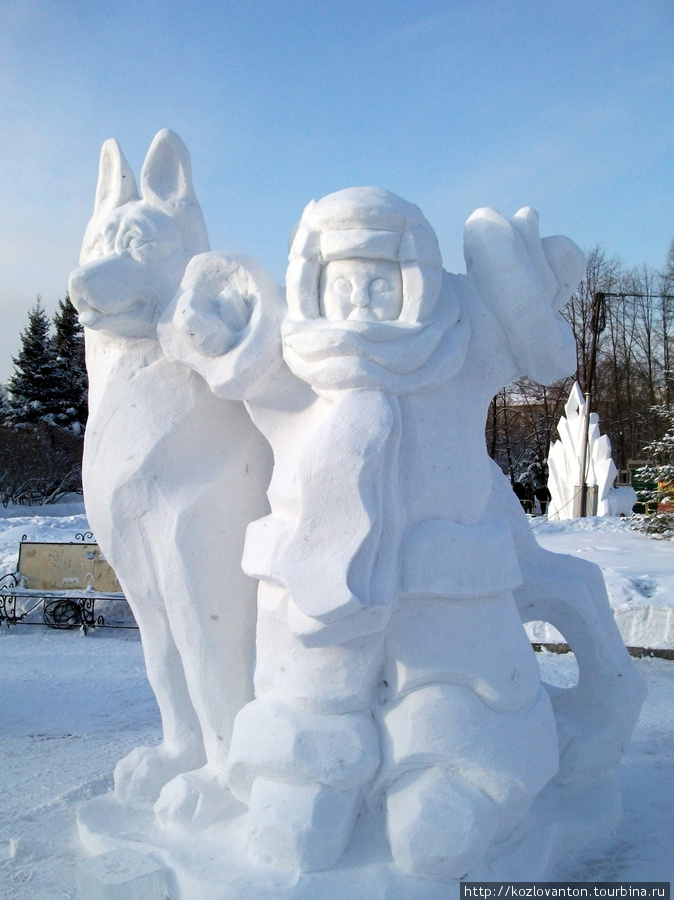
[118,230,148,252]
[88,237,106,259]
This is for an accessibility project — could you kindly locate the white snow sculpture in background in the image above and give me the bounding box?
[67,130,272,827]
[159,185,645,883]
[547,382,637,519]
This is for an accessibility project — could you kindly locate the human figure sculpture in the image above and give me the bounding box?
[159,186,645,881]
[67,130,272,827]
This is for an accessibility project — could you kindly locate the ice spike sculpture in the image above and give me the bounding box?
[548,382,636,518]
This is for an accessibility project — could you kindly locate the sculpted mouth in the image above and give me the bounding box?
[74,295,158,336]
[76,296,146,318]
[73,295,103,320]
[77,306,102,327]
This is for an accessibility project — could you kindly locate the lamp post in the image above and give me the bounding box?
[578,291,605,516]
[575,289,674,517]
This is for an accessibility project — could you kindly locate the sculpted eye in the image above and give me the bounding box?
[118,230,148,252]
[88,237,106,259]
[370,278,390,293]
[333,278,351,294]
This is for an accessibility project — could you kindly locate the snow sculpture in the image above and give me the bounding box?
[67,130,272,828]
[157,186,644,884]
[72,133,645,895]
[547,382,637,519]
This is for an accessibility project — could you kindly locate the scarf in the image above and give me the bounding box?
[276,285,470,636]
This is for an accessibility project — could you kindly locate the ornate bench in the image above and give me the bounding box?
[0,533,130,631]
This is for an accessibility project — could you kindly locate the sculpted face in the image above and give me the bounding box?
[319,259,403,322]
[70,205,186,338]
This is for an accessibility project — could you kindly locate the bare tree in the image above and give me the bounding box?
[486,241,674,484]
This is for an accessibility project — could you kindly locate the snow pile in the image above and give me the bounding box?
[528,515,674,650]
[0,496,89,574]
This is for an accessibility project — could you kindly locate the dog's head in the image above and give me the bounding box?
[68,130,209,339]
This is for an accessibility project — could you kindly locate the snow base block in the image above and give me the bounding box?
[76,847,168,900]
[75,777,621,900]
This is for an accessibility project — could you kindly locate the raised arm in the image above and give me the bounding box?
[464,206,584,385]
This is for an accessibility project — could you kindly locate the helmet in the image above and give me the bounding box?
[287,187,443,324]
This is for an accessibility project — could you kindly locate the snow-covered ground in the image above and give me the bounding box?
[0,499,672,896]
[530,515,674,650]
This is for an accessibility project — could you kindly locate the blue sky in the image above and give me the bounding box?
[1,0,672,381]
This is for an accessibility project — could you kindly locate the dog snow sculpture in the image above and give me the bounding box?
[160,189,644,879]
[68,130,272,827]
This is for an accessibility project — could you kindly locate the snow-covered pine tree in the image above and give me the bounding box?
[53,293,88,432]
[6,297,63,426]
[1,297,85,503]
[0,380,10,424]
[639,406,674,499]
[634,405,674,536]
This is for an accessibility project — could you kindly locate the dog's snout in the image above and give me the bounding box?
[67,267,86,309]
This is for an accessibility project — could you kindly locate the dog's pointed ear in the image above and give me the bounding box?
[140,129,198,211]
[93,139,139,218]
[140,129,209,255]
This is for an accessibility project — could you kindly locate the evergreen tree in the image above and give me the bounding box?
[0,380,10,424]
[638,406,674,504]
[634,405,674,537]
[6,297,63,426]
[53,293,88,431]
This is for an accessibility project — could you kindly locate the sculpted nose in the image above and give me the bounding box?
[351,286,369,308]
